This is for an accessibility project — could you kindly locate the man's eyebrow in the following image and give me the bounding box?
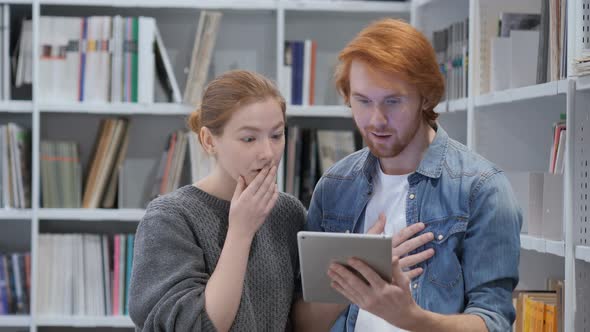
[351,92,404,99]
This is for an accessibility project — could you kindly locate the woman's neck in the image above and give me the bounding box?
[194,167,236,202]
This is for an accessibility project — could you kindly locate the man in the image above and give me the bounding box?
[293,18,521,332]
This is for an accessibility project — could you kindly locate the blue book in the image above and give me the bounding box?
[0,256,8,314]
[291,41,305,105]
[124,234,134,315]
[79,17,88,101]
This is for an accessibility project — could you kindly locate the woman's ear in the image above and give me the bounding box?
[199,127,216,156]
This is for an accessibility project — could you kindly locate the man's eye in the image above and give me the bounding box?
[385,98,401,105]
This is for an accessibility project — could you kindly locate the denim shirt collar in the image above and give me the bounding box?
[356,125,449,182]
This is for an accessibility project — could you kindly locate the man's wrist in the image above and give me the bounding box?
[405,307,439,332]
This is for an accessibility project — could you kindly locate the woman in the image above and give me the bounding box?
[129,70,306,332]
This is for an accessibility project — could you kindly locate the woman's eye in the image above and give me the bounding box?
[385,98,401,105]
[241,137,255,143]
[272,132,284,139]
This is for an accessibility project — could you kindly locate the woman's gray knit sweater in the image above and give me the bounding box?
[128,185,306,331]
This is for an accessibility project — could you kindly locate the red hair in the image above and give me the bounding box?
[335,18,444,126]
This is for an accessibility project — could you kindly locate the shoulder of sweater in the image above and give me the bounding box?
[142,187,201,224]
[277,192,306,212]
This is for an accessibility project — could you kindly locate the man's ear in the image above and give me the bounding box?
[421,97,431,111]
[199,127,216,156]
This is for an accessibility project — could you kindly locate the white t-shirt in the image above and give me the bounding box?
[355,162,410,332]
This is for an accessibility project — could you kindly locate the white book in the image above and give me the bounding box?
[63,235,74,314]
[11,254,23,313]
[83,17,100,102]
[38,16,53,101]
[138,16,155,104]
[188,132,198,183]
[1,126,9,207]
[171,131,188,191]
[102,235,112,315]
[183,11,207,105]
[490,37,511,92]
[184,11,222,107]
[76,234,86,315]
[118,235,126,315]
[50,235,60,314]
[554,129,566,174]
[52,17,68,102]
[111,16,124,103]
[36,236,46,313]
[99,16,112,103]
[154,22,182,103]
[23,20,33,86]
[0,6,4,100]
[10,124,24,208]
[60,17,82,103]
[2,5,9,100]
[302,39,312,106]
[8,124,21,208]
[84,234,94,315]
[510,30,539,89]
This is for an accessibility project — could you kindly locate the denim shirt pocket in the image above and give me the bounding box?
[425,217,468,288]
[321,212,355,233]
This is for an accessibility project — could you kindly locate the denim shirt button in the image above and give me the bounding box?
[409,193,415,200]
[437,234,444,241]
[413,283,418,289]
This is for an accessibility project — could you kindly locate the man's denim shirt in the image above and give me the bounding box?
[305,126,522,332]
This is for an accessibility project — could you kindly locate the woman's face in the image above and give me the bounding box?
[211,98,285,185]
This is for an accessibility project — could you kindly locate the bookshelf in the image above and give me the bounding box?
[0,209,33,220]
[0,315,31,327]
[35,316,133,328]
[0,0,588,331]
[37,209,144,222]
[39,103,192,116]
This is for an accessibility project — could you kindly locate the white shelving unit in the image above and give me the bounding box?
[287,105,351,118]
[520,234,566,257]
[281,0,410,12]
[0,209,33,220]
[37,208,145,222]
[474,80,568,107]
[39,102,192,115]
[0,0,588,331]
[0,315,31,327]
[35,316,133,328]
[0,101,34,114]
[576,246,590,263]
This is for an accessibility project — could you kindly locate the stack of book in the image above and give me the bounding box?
[0,253,30,315]
[433,18,469,101]
[0,123,30,209]
[282,40,317,106]
[37,233,134,316]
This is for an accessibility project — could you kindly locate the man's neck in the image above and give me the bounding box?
[379,122,436,175]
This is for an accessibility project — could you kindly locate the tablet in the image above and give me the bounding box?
[297,231,392,303]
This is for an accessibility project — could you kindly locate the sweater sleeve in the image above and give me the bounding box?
[128,198,217,332]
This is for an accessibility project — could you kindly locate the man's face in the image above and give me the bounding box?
[349,60,423,159]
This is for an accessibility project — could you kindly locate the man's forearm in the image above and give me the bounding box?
[411,310,488,332]
[292,299,347,332]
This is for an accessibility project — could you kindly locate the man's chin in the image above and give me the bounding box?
[367,144,402,159]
